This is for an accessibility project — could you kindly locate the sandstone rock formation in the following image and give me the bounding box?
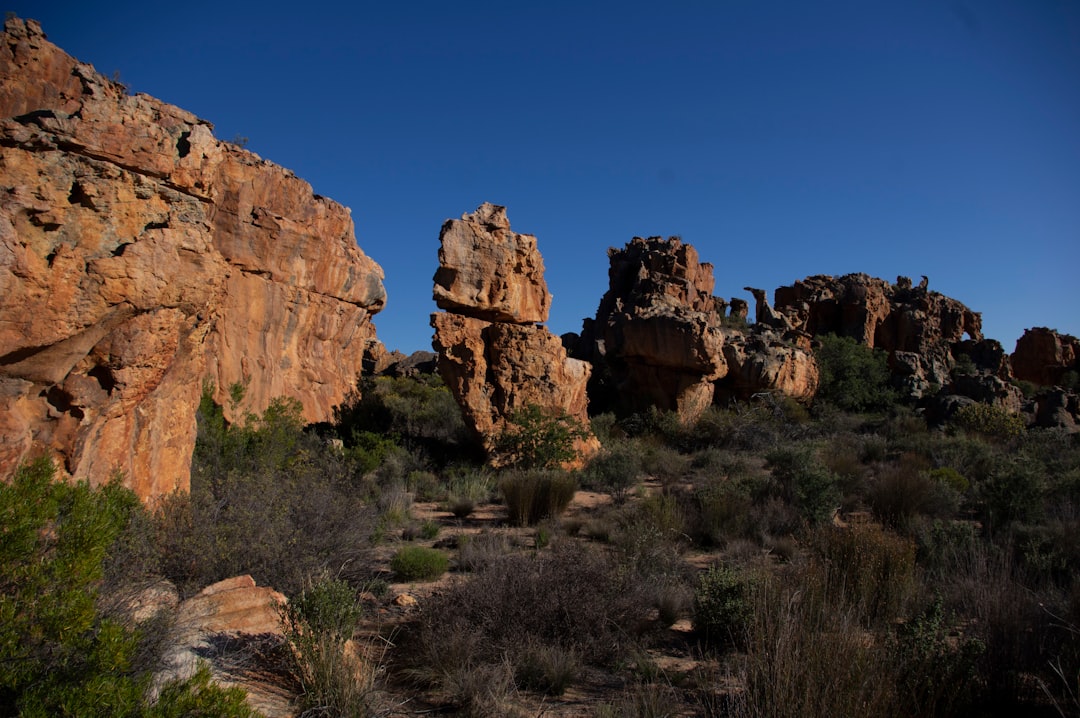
[156,575,291,717]
[773,273,987,392]
[0,18,385,498]
[431,204,598,464]
[578,236,726,422]
[576,236,818,422]
[1011,327,1079,388]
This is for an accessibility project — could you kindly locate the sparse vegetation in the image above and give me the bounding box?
[8,369,1077,715]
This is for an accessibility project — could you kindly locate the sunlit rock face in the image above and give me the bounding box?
[431,204,598,466]
[0,17,385,499]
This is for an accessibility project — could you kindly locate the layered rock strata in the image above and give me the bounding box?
[0,18,386,498]
[431,203,598,464]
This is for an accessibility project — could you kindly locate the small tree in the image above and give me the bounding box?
[493,404,589,470]
[0,458,255,716]
[814,334,898,412]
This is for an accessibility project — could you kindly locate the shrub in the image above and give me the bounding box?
[334,374,471,465]
[951,402,1025,439]
[693,564,753,648]
[585,440,644,503]
[806,525,917,626]
[162,391,378,595]
[404,545,649,682]
[499,469,577,526]
[0,458,255,717]
[869,462,959,531]
[493,404,589,469]
[814,333,899,412]
[391,546,448,581]
[766,446,840,525]
[281,577,376,716]
[513,639,580,696]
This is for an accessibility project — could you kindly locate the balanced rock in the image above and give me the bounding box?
[0,18,386,498]
[433,202,550,324]
[431,205,597,465]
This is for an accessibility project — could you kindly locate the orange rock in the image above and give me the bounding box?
[0,17,385,499]
[431,205,598,467]
[433,203,550,324]
[1012,327,1079,388]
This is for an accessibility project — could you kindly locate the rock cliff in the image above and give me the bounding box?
[431,204,598,465]
[0,18,386,498]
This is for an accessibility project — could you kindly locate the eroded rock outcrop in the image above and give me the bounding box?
[1012,327,1079,389]
[773,273,988,392]
[0,18,385,498]
[431,204,597,464]
[578,237,725,422]
[576,236,818,422]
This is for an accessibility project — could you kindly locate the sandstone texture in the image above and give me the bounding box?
[0,18,385,498]
[577,236,818,422]
[433,203,549,324]
[1011,327,1079,388]
[156,575,292,717]
[431,204,597,464]
[773,273,989,392]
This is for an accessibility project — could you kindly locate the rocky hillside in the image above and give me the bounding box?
[0,18,386,499]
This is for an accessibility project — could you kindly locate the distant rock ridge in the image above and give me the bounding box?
[0,17,386,498]
[431,203,599,465]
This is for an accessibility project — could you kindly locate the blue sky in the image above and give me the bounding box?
[10,1,1079,354]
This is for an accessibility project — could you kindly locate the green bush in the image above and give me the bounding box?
[499,469,577,526]
[334,374,471,465]
[814,334,898,412]
[281,577,375,716]
[493,404,589,469]
[693,564,753,647]
[585,440,644,503]
[0,458,255,717]
[391,546,449,581]
[766,446,840,525]
[951,402,1025,439]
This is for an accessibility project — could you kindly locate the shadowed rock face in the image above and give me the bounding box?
[1012,327,1079,388]
[0,18,385,498]
[577,236,820,421]
[431,204,598,465]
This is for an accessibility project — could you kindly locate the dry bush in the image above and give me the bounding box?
[805,525,917,627]
[498,469,577,526]
[402,544,651,702]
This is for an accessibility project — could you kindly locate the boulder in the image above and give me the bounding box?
[156,575,291,718]
[0,18,386,499]
[720,330,819,403]
[433,202,550,324]
[431,206,597,466]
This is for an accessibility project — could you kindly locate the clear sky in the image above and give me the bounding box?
[9,1,1079,354]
